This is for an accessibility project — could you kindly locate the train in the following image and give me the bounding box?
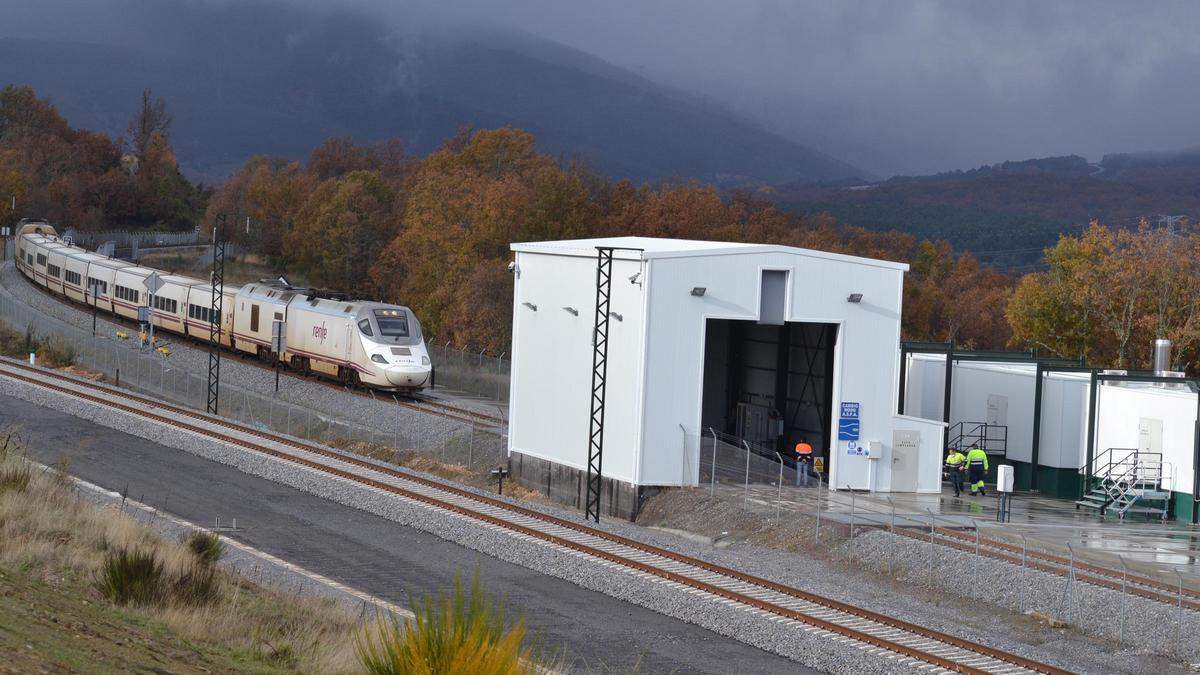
[13,220,432,392]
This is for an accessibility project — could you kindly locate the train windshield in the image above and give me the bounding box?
[372,309,410,337]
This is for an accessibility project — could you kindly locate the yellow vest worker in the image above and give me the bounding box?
[965,447,988,496]
[944,449,966,496]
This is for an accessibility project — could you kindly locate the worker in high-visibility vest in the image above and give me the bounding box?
[795,439,814,487]
[944,446,967,497]
[965,445,989,496]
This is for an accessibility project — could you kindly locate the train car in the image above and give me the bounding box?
[285,296,430,390]
[110,265,158,322]
[43,243,72,295]
[60,250,100,303]
[13,221,431,392]
[232,283,292,359]
[183,284,238,348]
[82,258,134,315]
[147,274,203,336]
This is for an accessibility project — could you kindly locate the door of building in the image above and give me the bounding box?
[891,430,920,492]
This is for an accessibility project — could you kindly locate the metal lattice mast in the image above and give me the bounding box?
[585,247,615,522]
[206,214,226,414]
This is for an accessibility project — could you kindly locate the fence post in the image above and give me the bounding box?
[1118,554,1128,645]
[971,519,980,600]
[742,440,751,509]
[775,452,784,523]
[708,427,718,498]
[1174,569,1184,653]
[1062,542,1076,624]
[814,472,822,545]
[926,508,936,589]
[886,496,896,575]
[469,418,475,466]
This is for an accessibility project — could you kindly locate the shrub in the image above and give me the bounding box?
[354,570,535,675]
[183,530,224,565]
[171,562,220,606]
[0,463,31,493]
[37,334,75,367]
[96,547,166,606]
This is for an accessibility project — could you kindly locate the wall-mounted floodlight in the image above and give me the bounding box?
[522,302,538,311]
[609,311,623,322]
[562,306,579,316]
[690,287,707,297]
[847,293,863,303]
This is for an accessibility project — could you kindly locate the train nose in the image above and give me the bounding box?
[384,366,430,388]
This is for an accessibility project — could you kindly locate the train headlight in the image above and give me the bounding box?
[421,355,430,366]
[370,354,388,364]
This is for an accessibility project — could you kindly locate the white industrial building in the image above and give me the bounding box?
[904,353,1199,521]
[506,236,945,519]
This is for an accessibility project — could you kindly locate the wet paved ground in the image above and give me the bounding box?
[719,479,1200,585]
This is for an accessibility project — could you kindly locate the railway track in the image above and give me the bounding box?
[0,358,1070,675]
[892,525,1200,611]
[10,271,503,430]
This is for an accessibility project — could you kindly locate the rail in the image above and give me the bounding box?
[0,358,1070,675]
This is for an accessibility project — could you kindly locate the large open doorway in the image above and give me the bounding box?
[700,319,838,467]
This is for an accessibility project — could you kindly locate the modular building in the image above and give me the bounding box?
[506,236,945,519]
[904,353,1199,520]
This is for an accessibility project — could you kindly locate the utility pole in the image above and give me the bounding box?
[206,215,226,415]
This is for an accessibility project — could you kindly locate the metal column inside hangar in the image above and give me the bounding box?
[506,236,945,521]
[701,320,837,464]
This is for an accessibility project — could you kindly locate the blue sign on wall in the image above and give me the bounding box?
[838,401,861,441]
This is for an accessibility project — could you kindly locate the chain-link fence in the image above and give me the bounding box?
[0,290,507,473]
[427,340,510,402]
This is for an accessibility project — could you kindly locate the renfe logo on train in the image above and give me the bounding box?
[312,321,328,342]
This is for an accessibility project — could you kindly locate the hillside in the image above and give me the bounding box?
[0,3,864,185]
[772,153,1200,267]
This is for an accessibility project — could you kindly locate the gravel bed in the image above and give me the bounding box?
[846,528,1200,663]
[0,262,502,464]
[0,374,993,675]
[7,363,1183,672]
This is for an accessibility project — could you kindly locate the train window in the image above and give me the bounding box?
[36,253,46,266]
[65,270,81,286]
[250,304,260,332]
[115,285,139,303]
[358,319,374,337]
[372,309,409,337]
[87,278,107,296]
[47,264,61,278]
[274,311,283,321]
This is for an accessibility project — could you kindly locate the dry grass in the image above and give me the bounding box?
[336,441,551,506]
[0,426,364,673]
[0,319,75,367]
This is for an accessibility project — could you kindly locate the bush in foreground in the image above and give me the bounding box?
[355,570,538,675]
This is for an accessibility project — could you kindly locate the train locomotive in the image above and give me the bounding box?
[13,220,432,391]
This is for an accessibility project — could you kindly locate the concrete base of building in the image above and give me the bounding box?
[508,450,656,521]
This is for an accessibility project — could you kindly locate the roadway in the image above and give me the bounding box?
[0,394,808,674]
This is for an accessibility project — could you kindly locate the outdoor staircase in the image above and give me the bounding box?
[1075,448,1171,521]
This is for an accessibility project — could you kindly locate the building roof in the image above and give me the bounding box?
[511,236,909,271]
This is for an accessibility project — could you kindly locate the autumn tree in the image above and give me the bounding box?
[127,89,173,160]
[286,170,397,294]
[370,128,598,351]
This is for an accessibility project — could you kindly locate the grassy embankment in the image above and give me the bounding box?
[0,425,553,674]
[0,429,363,672]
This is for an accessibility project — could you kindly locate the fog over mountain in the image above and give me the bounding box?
[5,0,1200,178]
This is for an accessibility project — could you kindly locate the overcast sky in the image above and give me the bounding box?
[7,0,1200,177]
[415,0,1200,176]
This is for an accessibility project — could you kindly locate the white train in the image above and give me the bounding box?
[13,220,432,391]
